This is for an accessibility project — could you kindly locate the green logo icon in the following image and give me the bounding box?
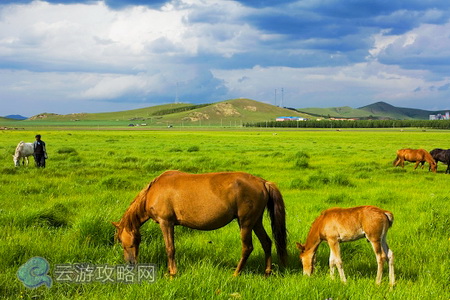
[17,257,52,289]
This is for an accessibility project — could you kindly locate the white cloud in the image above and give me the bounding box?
[1,0,450,116]
[213,61,450,109]
[0,1,195,68]
[369,21,450,73]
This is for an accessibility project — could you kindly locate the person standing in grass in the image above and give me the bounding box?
[33,134,47,168]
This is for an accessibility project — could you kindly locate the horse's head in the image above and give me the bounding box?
[13,154,19,167]
[112,221,141,264]
[296,242,314,276]
[430,161,437,173]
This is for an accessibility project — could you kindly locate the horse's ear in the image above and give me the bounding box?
[296,242,305,252]
[111,221,120,229]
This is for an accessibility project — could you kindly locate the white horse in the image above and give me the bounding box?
[13,141,34,166]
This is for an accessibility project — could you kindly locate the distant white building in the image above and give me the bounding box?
[430,112,450,120]
[276,116,307,121]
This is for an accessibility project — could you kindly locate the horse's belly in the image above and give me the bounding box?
[177,213,234,230]
[175,207,235,230]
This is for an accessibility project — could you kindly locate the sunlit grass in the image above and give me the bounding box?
[0,129,449,299]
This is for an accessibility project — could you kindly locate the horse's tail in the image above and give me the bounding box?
[384,210,394,228]
[265,181,287,266]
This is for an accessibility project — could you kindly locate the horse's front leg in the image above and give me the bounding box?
[328,240,346,283]
[159,221,177,277]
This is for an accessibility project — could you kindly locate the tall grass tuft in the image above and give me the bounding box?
[76,215,115,246]
[100,176,131,190]
[293,151,310,168]
[29,203,71,228]
[290,178,308,190]
[187,146,200,152]
[56,147,78,155]
[325,193,351,204]
[307,172,353,187]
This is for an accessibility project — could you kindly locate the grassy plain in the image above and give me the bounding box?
[1,129,449,299]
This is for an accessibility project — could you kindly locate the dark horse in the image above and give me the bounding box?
[113,171,287,276]
[393,148,437,173]
[430,148,450,173]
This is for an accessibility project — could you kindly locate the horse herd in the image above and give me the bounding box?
[14,141,450,286]
[393,148,450,173]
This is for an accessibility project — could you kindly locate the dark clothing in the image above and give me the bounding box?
[34,141,44,154]
[34,153,46,168]
[33,140,47,168]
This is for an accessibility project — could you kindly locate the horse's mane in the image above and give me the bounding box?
[15,141,24,154]
[120,176,159,232]
[424,150,435,163]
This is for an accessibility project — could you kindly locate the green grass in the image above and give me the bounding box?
[1,129,449,299]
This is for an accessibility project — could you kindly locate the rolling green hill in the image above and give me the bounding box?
[154,98,311,126]
[25,99,312,127]
[27,103,200,122]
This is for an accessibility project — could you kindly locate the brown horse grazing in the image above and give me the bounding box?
[296,206,395,286]
[393,148,437,173]
[112,170,287,277]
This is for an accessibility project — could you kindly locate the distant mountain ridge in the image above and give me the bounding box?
[300,101,449,120]
[4,115,27,120]
[357,102,444,120]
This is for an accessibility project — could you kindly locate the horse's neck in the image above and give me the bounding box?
[304,223,322,254]
[122,197,151,230]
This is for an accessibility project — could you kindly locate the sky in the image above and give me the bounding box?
[1,0,450,116]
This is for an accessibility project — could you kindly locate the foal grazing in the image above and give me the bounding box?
[113,171,287,277]
[430,148,450,173]
[393,148,436,173]
[296,206,395,286]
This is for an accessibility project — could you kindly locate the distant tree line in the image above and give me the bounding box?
[152,104,211,116]
[245,120,450,129]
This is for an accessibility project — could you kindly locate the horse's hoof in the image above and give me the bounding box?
[164,273,176,280]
